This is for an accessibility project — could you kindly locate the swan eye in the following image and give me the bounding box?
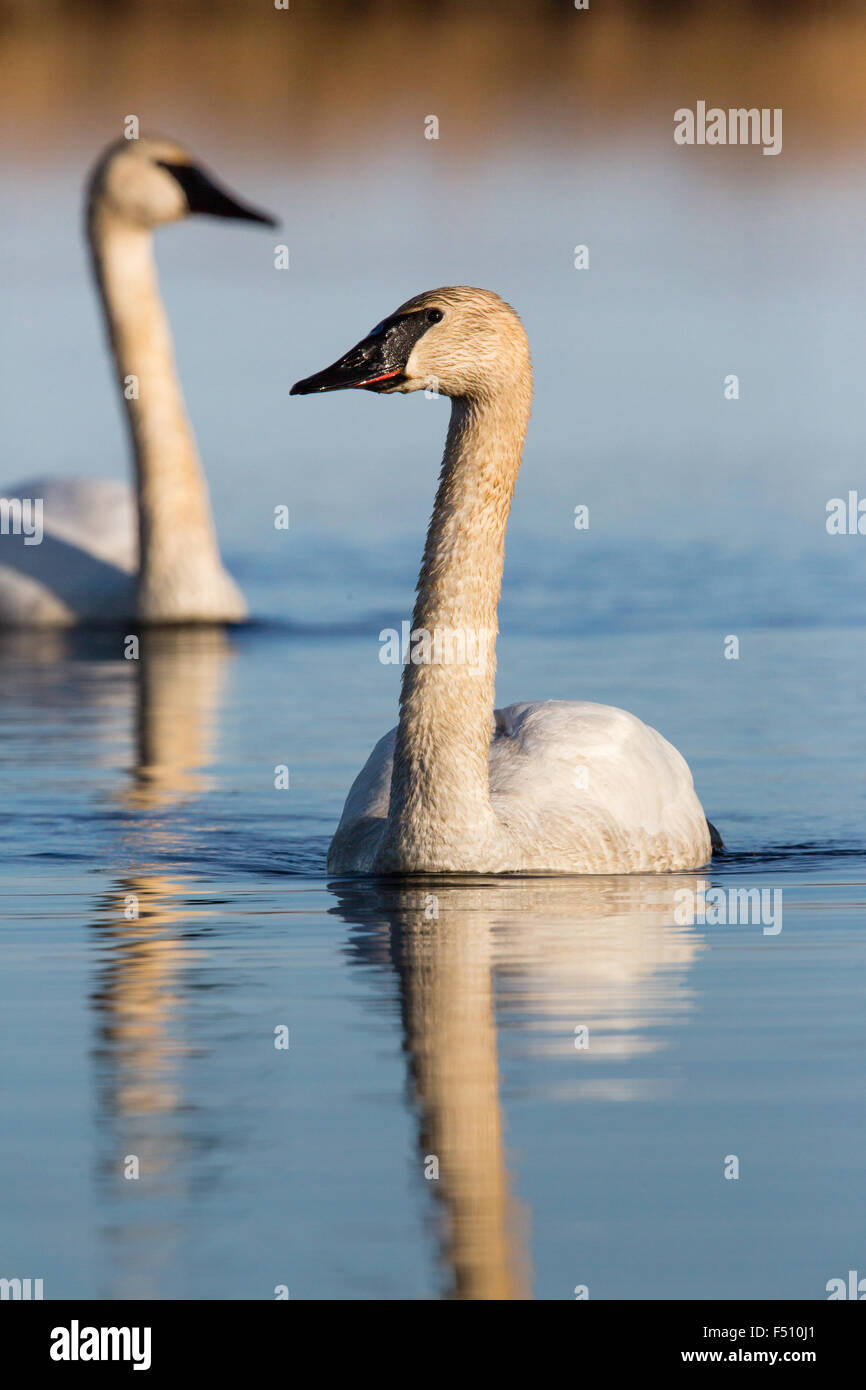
[426,308,443,324]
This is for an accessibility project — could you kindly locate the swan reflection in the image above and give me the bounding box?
[91,627,229,1125]
[334,874,705,1299]
[88,628,229,1296]
[121,626,230,809]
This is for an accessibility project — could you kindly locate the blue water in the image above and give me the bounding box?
[1,571,864,1299]
[2,139,866,1299]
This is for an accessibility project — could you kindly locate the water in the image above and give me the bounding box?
[1,583,864,1299]
[3,96,866,1297]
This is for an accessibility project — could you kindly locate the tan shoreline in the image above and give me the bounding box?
[1,9,865,161]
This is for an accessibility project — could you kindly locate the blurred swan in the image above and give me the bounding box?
[293,286,718,873]
[0,135,277,627]
[335,873,706,1298]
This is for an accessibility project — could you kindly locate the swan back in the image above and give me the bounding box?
[487,701,711,873]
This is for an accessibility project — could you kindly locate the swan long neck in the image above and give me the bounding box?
[384,382,531,866]
[88,202,238,620]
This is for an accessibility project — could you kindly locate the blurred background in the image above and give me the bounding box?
[3,0,866,629]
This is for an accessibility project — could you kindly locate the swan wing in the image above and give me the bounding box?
[327,728,396,872]
[489,700,711,872]
[0,476,137,624]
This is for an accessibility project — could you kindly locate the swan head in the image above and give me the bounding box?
[290,286,531,400]
[87,135,278,231]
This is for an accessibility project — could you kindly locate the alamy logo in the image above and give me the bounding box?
[50,1321,152,1371]
[379,621,494,672]
[0,1276,43,1299]
[674,102,782,157]
[673,881,782,936]
[826,492,866,535]
[0,496,43,545]
[826,1270,866,1299]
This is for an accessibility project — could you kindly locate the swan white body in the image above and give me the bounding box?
[0,477,136,624]
[0,136,275,627]
[330,702,710,874]
[292,286,713,875]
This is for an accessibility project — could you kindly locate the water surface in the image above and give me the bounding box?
[2,92,866,1298]
[1,594,863,1299]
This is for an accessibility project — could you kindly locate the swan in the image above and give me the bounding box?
[0,136,277,626]
[292,286,719,874]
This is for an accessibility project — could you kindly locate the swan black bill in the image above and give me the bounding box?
[291,311,435,395]
[290,359,405,395]
[157,161,279,227]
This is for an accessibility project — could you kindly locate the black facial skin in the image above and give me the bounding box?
[157,161,278,227]
[290,308,444,395]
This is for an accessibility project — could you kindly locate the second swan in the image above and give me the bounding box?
[0,135,276,627]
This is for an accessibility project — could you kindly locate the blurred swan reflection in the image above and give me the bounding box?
[334,874,705,1299]
[92,627,229,1121]
[123,626,230,810]
[88,629,229,1295]
[0,626,228,1160]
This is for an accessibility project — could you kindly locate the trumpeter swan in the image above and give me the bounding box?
[0,136,277,626]
[292,286,718,875]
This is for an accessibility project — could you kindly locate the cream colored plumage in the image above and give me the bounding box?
[0,136,275,626]
[293,286,714,874]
